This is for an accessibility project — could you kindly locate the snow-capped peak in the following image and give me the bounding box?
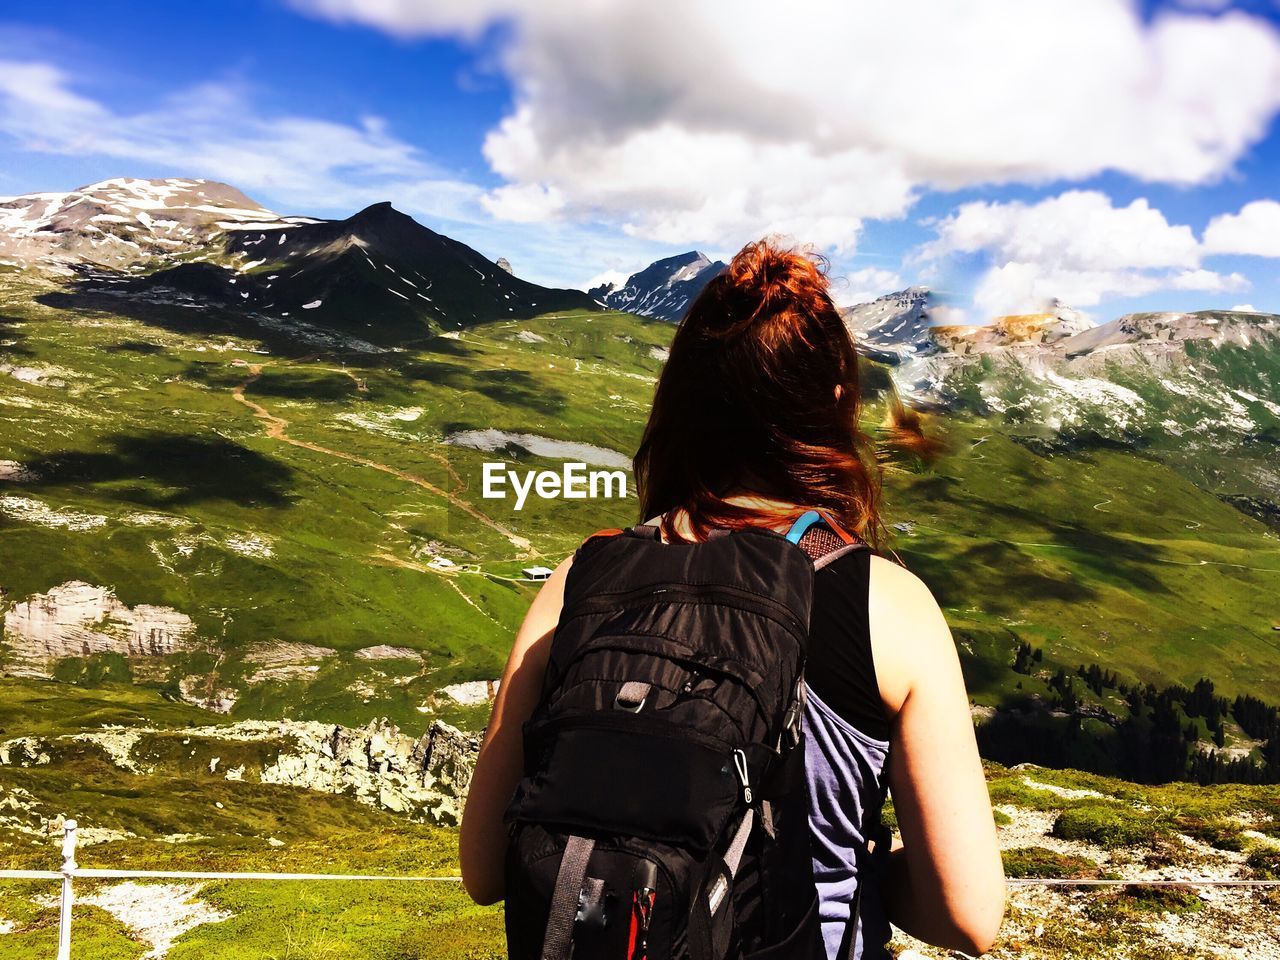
[594,251,726,322]
[0,177,312,274]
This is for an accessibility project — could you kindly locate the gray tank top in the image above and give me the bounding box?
[804,684,891,959]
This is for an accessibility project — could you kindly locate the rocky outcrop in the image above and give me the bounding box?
[261,718,480,823]
[928,302,1093,355]
[2,581,198,677]
[0,717,481,826]
[353,644,423,661]
[438,679,500,705]
[177,676,238,715]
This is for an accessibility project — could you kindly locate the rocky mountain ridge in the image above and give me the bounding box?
[930,301,1095,355]
[843,286,1280,414]
[2,580,197,677]
[0,177,314,275]
[840,285,934,362]
[590,250,726,322]
[1,178,599,342]
[902,306,1280,405]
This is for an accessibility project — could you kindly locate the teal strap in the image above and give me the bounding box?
[785,509,823,544]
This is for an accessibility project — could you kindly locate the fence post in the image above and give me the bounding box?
[58,819,77,960]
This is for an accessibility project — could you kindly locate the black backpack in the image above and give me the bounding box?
[504,512,867,960]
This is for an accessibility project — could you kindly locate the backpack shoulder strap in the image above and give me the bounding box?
[785,509,859,544]
[784,509,824,544]
[785,510,867,570]
[584,522,736,546]
[575,524,665,559]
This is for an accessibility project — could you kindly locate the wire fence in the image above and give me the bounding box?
[1,821,1277,958]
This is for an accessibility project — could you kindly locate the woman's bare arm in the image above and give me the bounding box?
[869,555,1006,955]
[459,555,573,905]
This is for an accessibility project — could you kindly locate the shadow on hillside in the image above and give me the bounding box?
[398,359,470,385]
[901,540,1099,617]
[0,313,34,358]
[21,432,296,508]
[419,336,474,357]
[177,359,248,392]
[963,494,1172,595]
[901,473,962,500]
[395,359,567,414]
[472,369,565,414]
[244,369,361,402]
[37,286,322,358]
[104,339,165,355]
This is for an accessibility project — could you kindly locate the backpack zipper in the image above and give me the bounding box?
[732,749,753,805]
[562,581,808,646]
[551,633,773,730]
[528,708,739,756]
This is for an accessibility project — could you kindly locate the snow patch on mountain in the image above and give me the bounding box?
[840,286,935,363]
[0,177,316,275]
[593,251,726,322]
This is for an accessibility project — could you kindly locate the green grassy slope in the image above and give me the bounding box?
[1,276,668,729]
[884,419,1280,704]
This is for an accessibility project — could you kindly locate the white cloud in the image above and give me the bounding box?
[970,262,1157,314]
[1203,199,1280,257]
[834,267,904,307]
[1168,268,1248,293]
[292,0,1280,252]
[925,191,1201,272]
[970,261,1247,317]
[924,189,1252,315]
[928,304,971,327]
[1231,303,1259,312]
[0,59,482,222]
[0,53,712,289]
[580,268,629,293]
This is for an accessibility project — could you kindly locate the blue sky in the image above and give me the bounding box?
[3,0,1280,322]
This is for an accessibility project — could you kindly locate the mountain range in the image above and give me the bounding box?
[589,250,726,322]
[836,286,1280,526]
[1,177,599,345]
[5,176,1277,500]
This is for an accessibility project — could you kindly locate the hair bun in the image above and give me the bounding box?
[724,237,829,317]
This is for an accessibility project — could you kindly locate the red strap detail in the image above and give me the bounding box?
[581,527,623,547]
[626,894,641,960]
[627,890,655,960]
[816,511,856,544]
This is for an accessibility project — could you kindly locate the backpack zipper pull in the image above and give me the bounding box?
[732,749,753,805]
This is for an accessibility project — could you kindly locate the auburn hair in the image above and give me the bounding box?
[635,238,888,548]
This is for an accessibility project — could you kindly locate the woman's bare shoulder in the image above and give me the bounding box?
[867,554,945,623]
[866,553,956,714]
